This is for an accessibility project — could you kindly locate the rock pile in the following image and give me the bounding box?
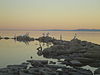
[0,60,93,75]
[40,38,100,67]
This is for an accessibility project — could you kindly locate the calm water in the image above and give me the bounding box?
[0,31,100,71]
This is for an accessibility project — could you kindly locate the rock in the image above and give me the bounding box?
[94,68,100,75]
[0,59,94,75]
[74,67,93,75]
[27,60,48,67]
[20,71,33,75]
[15,34,34,42]
[60,61,70,65]
[7,64,27,69]
[27,60,48,65]
[69,60,83,67]
[37,50,43,56]
[0,68,8,73]
[4,37,10,40]
[41,38,100,68]
[84,46,100,59]
[46,64,67,70]
[49,61,56,64]
[89,62,100,68]
[73,57,95,64]
[52,40,70,45]
[37,36,55,43]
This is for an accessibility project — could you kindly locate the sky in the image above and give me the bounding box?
[0,0,100,30]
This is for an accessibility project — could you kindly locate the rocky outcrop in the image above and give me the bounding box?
[40,38,100,67]
[37,36,55,43]
[0,59,95,75]
[12,34,34,44]
[16,36,34,42]
[0,59,93,75]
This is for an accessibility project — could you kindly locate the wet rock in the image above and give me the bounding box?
[73,67,93,75]
[37,50,43,56]
[27,60,48,67]
[7,64,28,69]
[15,34,34,42]
[49,61,56,64]
[84,46,100,59]
[42,45,69,58]
[4,37,10,40]
[20,67,56,75]
[52,40,70,45]
[41,38,100,68]
[72,57,95,64]
[0,68,9,73]
[94,68,100,75]
[37,36,55,43]
[46,64,67,71]
[0,64,28,75]
[60,61,70,65]
[27,60,48,65]
[0,59,94,75]
[69,60,83,67]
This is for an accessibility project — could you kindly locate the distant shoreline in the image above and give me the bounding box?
[0,29,100,31]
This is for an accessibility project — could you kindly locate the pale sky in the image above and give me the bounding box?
[0,0,100,30]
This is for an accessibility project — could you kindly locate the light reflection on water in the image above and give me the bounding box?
[0,31,100,71]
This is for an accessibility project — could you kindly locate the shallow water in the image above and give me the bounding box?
[0,31,100,70]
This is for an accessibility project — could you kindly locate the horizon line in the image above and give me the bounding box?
[0,29,100,31]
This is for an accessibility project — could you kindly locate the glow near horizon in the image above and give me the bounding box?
[0,0,100,30]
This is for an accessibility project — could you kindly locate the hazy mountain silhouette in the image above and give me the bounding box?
[40,29,100,31]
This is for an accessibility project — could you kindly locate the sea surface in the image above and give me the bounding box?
[0,31,100,71]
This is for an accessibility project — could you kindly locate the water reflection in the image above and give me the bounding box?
[0,31,100,71]
[13,33,34,45]
[37,42,52,56]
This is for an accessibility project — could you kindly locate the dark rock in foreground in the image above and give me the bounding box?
[94,68,100,75]
[0,60,93,75]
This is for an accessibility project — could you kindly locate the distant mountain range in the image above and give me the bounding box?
[40,29,100,31]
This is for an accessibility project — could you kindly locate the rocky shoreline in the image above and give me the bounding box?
[37,38,100,68]
[0,59,97,75]
[0,34,100,75]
